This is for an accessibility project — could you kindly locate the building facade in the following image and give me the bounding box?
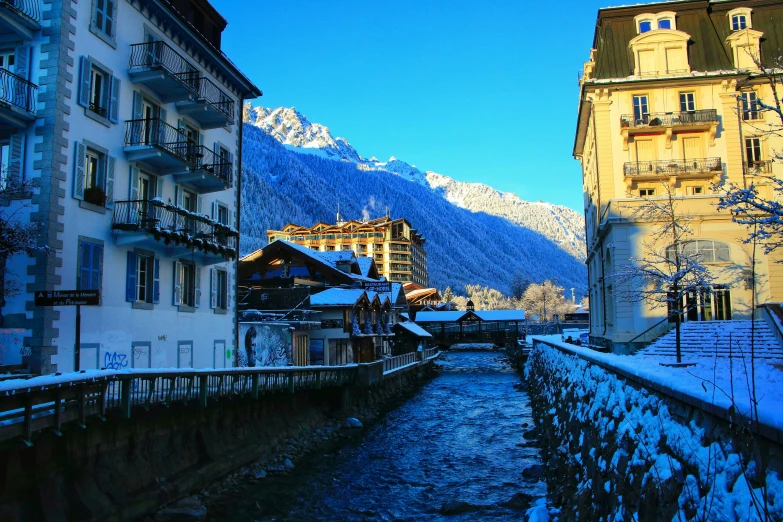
[267,216,429,286]
[574,0,783,351]
[1,0,260,373]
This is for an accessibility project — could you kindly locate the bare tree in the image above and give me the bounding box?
[612,183,714,363]
[0,180,46,327]
[520,280,574,322]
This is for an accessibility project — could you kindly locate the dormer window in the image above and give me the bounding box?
[658,18,672,30]
[635,12,677,34]
[725,9,761,70]
[639,20,653,33]
[731,14,747,31]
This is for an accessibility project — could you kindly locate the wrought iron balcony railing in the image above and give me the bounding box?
[0,0,41,23]
[194,144,233,186]
[128,41,200,92]
[0,67,36,114]
[624,157,722,177]
[124,118,197,166]
[744,160,773,174]
[620,109,718,129]
[112,199,238,258]
[194,76,234,121]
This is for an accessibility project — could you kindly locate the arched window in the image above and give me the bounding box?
[666,240,730,263]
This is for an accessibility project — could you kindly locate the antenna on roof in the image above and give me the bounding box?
[336,202,345,226]
[386,205,389,218]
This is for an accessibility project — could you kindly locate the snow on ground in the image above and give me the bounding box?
[532,335,783,433]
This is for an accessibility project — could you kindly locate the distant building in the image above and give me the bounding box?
[574,0,783,351]
[0,0,261,373]
[267,215,428,286]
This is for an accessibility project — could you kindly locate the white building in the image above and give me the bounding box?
[0,0,261,374]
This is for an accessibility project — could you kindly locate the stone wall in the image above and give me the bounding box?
[0,362,435,521]
[525,341,783,521]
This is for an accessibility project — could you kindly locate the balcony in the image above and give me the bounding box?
[124,118,196,172]
[620,110,719,150]
[0,0,41,40]
[744,161,773,175]
[128,42,199,103]
[172,144,233,194]
[623,157,722,181]
[176,77,235,129]
[0,68,35,129]
[112,200,238,264]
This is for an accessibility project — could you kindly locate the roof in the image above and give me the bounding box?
[356,257,374,277]
[394,322,433,338]
[406,287,442,304]
[412,310,526,323]
[309,288,367,307]
[590,0,783,80]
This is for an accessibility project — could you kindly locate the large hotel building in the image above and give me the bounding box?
[267,216,429,287]
[574,0,783,351]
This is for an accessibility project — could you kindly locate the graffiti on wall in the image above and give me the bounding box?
[0,329,28,365]
[238,323,290,368]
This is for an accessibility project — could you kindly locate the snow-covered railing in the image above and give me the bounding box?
[383,352,418,373]
[0,365,357,445]
[421,348,440,360]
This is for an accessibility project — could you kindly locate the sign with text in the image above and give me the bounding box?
[361,281,392,293]
[35,290,100,307]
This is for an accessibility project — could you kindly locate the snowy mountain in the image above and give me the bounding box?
[240,106,587,296]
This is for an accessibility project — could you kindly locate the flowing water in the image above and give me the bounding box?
[210,350,545,521]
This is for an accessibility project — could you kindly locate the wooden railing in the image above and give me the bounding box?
[422,348,439,360]
[382,352,418,373]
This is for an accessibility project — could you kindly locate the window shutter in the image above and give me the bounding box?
[229,209,235,229]
[173,261,182,305]
[155,175,164,199]
[175,185,184,208]
[194,266,201,307]
[14,45,29,80]
[79,56,92,108]
[197,195,203,215]
[126,251,137,302]
[105,155,116,208]
[132,91,143,119]
[7,133,25,185]
[129,166,139,200]
[210,268,217,309]
[108,76,121,123]
[158,107,167,123]
[73,141,86,200]
[153,258,160,304]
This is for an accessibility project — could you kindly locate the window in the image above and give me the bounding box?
[0,50,14,73]
[633,95,649,123]
[639,188,656,197]
[90,0,117,47]
[745,137,762,164]
[731,14,747,31]
[667,240,730,263]
[174,261,200,308]
[679,92,695,112]
[0,141,8,191]
[78,57,119,124]
[687,186,704,195]
[212,201,230,226]
[126,251,159,305]
[78,241,103,291]
[73,141,115,208]
[211,268,228,310]
[740,92,760,120]
[639,20,652,33]
[658,18,672,29]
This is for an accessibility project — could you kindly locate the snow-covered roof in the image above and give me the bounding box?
[475,310,527,322]
[413,311,466,323]
[394,322,432,338]
[364,290,390,307]
[356,256,374,277]
[412,310,526,323]
[309,288,367,307]
[319,250,355,264]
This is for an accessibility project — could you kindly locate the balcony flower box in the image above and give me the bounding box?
[84,186,107,207]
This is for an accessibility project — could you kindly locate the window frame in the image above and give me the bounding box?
[731,14,747,31]
[639,188,656,197]
[679,92,695,112]
[632,94,650,123]
[740,91,761,121]
[90,0,117,48]
[77,237,104,294]
[657,18,672,30]
[745,136,762,164]
[667,240,731,264]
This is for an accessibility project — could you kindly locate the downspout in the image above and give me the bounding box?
[589,105,608,337]
[235,96,245,365]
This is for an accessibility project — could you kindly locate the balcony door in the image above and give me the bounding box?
[634,139,655,174]
[0,51,14,74]
[682,136,702,169]
[141,99,156,145]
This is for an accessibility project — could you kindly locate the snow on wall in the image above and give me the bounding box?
[525,341,783,521]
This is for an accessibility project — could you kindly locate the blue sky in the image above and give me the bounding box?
[211,0,608,212]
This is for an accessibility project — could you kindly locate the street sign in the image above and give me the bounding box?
[362,281,392,293]
[35,290,100,307]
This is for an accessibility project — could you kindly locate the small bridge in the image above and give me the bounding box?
[409,309,526,350]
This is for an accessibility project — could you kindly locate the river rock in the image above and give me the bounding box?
[522,429,539,440]
[343,417,363,429]
[254,469,267,479]
[502,492,534,510]
[283,458,295,470]
[154,497,206,521]
[522,464,544,480]
[440,500,482,515]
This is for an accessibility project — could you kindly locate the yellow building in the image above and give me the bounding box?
[267,215,429,286]
[574,0,783,351]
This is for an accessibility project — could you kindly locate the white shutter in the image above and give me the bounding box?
[73,142,86,200]
[129,166,140,200]
[210,268,217,309]
[211,201,217,220]
[173,261,182,305]
[194,266,201,307]
[105,155,116,208]
[155,176,164,199]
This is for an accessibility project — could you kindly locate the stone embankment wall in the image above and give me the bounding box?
[0,363,435,521]
[525,341,783,521]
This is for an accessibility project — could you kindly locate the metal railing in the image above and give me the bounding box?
[194,145,233,185]
[0,0,40,23]
[383,352,418,373]
[195,76,234,121]
[128,41,200,93]
[112,200,239,255]
[125,118,197,166]
[623,157,722,177]
[744,160,773,174]
[0,67,37,114]
[620,109,718,129]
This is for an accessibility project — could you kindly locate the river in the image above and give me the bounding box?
[208,350,545,521]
